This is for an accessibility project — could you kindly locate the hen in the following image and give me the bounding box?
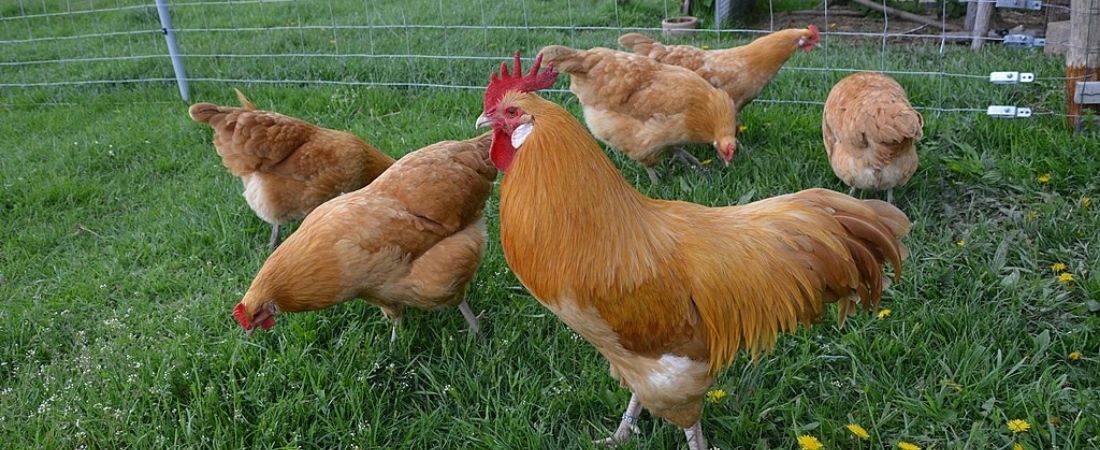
[477,53,910,449]
[189,89,394,247]
[537,45,738,183]
[823,72,923,203]
[232,133,496,342]
[619,26,819,111]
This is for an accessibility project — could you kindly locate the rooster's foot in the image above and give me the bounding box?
[594,393,642,446]
[268,224,281,249]
[672,147,703,169]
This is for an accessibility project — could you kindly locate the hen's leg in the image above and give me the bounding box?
[848,186,857,197]
[268,224,281,249]
[457,299,481,334]
[389,316,403,345]
[887,188,895,204]
[594,393,642,446]
[645,167,661,184]
[672,147,703,168]
[682,421,708,450]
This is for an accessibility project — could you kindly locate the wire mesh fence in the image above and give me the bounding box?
[0,0,1086,119]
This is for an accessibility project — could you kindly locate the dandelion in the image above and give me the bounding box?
[1014,443,1025,450]
[706,389,728,404]
[1037,173,1051,184]
[897,441,921,450]
[702,159,714,166]
[877,309,892,320]
[738,124,748,133]
[1007,419,1031,433]
[1083,197,1092,208]
[1051,262,1067,273]
[797,435,823,450]
[1057,273,1074,284]
[1068,351,1082,361]
[701,44,711,50]
[1025,210,1039,222]
[829,22,838,29]
[956,240,965,247]
[846,423,870,440]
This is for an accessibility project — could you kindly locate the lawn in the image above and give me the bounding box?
[1,0,1098,449]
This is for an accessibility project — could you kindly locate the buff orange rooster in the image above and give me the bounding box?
[619,26,820,111]
[475,52,910,449]
[189,89,394,248]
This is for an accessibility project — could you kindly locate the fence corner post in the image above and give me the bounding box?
[155,0,190,102]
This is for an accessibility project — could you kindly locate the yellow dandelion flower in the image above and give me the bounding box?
[701,44,711,50]
[1037,173,1051,184]
[738,124,748,133]
[706,389,727,404]
[1068,351,1082,361]
[1083,197,1093,208]
[956,240,965,247]
[1014,443,1025,450]
[830,22,838,28]
[1057,273,1074,284]
[797,435,823,450]
[898,441,921,450]
[1007,419,1031,433]
[1051,262,1067,273]
[1025,210,1039,222]
[702,159,713,166]
[845,423,870,440]
[877,309,892,320]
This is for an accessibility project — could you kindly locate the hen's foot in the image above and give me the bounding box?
[673,147,703,168]
[457,299,481,335]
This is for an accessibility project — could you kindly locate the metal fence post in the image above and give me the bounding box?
[155,0,190,102]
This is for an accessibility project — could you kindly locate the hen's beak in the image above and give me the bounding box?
[475,113,491,129]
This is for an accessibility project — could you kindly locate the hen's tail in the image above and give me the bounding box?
[187,102,233,125]
[617,32,659,54]
[538,45,587,74]
[234,88,257,110]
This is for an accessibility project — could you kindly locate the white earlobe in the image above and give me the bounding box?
[512,122,534,149]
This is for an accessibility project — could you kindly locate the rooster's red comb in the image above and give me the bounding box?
[807,23,819,39]
[483,50,558,110]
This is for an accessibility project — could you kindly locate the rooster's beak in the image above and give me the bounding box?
[475,113,491,129]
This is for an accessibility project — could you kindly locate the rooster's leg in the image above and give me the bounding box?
[682,421,708,450]
[457,299,481,335]
[268,224,281,249]
[672,147,703,168]
[887,188,895,204]
[848,186,857,197]
[645,167,661,184]
[594,393,641,446]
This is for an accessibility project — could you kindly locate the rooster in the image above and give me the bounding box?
[232,133,496,342]
[823,72,922,204]
[619,26,820,111]
[189,89,394,248]
[476,52,910,449]
[537,45,738,183]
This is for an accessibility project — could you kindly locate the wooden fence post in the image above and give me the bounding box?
[1066,0,1100,130]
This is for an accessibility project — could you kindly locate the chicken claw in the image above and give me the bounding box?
[683,421,708,450]
[594,393,642,446]
[389,316,403,346]
[268,224,281,249]
[457,299,481,335]
[672,147,703,169]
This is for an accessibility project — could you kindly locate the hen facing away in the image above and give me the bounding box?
[823,72,923,203]
[477,53,910,449]
[537,45,738,183]
[619,26,819,112]
[188,89,394,248]
[232,133,496,343]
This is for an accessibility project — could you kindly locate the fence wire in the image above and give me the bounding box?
[0,0,1088,118]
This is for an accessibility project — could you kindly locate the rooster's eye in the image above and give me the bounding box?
[505,107,518,117]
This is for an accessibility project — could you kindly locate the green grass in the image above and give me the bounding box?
[2,1,1099,449]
